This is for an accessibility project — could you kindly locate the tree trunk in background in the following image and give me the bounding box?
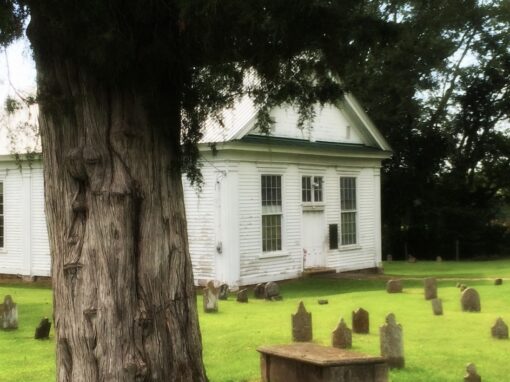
[35,57,207,381]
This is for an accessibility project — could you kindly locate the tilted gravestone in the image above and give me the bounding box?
[203,280,220,313]
[265,282,281,300]
[0,295,18,330]
[331,317,352,349]
[491,317,508,339]
[494,278,503,286]
[461,288,481,312]
[431,298,443,316]
[292,301,312,342]
[237,289,248,303]
[386,280,403,294]
[219,284,229,300]
[464,363,481,382]
[254,283,266,299]
[379,313,404,369]
[424,278,437,300]
[352,308,369,334]
[35,318,51,339]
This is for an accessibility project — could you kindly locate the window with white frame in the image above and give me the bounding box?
[0,182,4,248]
[340,177,357,245]
[261,175,282,252]
[302,176,323,203]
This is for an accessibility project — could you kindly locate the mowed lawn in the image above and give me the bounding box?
[2,261,510,381]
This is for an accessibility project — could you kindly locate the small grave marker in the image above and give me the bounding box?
[352,308,369,334]
[379,313,404,369]
[332,318,352,349]
[431,298,443,316]
[0,295,18,330]
[464,363,481,382]
[491,317,508,339]
[237,289,248,303]
[292,301,312,342]
[219,284,229,300]
[494,278,503,286]
[318,299,328,305]
[254,283,266,299]
[386,279,403,294]
[203,280,219,313]
[424,278,437,300]
[461,288,481,312]
[35,318,51,339]
[265,282,281,300]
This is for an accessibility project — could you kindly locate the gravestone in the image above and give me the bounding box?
[387,254,393,262]
[424,278,437,300]
[265,282,280,300]
[219,284,229,300]
[460,284,467,292]
[491,317,508,339]
[456,282,461,288]
[436,256,442,262]
[408,255,416,263]
[203,280,220,313]
[292,301,312,342]
[464,363,481,382]
[461,288,481,312]
[332,318,352,349]
[318,299,328,305]
[0,295,18,330]
[254,283,266,299]
[494,278,503,286]
[352,308,369,334]
[386,279,403,294]
[35,318,51,339]
[237,289,248,303]
[431,298,443,316]
[379,313,404,369]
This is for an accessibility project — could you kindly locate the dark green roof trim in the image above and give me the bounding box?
[239,134,389,154]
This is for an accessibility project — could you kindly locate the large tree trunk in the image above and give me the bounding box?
[34,56,207,381]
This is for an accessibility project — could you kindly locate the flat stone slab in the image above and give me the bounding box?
[258,344,388,382]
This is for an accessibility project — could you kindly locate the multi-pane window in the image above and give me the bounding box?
[0,183,4,248]
[340,177,357,245]
[261,175,282,252]
[302,176,323,203]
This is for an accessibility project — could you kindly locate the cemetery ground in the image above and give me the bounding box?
[2,261,510,381]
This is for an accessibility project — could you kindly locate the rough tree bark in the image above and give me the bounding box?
[33,54,208,381]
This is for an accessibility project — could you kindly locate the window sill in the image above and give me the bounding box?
[259,251,289,259]
[302,203,325,212]
[338,244,361,252]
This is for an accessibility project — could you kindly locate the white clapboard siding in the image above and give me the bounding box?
[30,168,51,276]
[182,163,217,283]
[251,105,364,144]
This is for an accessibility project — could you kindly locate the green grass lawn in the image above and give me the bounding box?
[2,261,510,381]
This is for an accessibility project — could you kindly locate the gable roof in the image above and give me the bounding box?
[199,94,392,152]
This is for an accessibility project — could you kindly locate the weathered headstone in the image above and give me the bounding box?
[352,308,369,334]
[461,288,481,312]
[386,279,403,294]
[436,256,442,262]
[203,281,219,313]
[464,363,481,382]
[219,284,229,300]
[265,282,280,300]
[494,278,503,286]
[332,318,352,349]
[408,255,416,263]
[35,318,51,339]
[237,289,248,303]
[431,298,443,316]
[254,283,266,299]
[379,313,404,369]
[0,295,18,330]
[491,317,508,339]
[317,299,328,305]
[460,284,467,292]
[424,278,437,300]
[456,282,461,288]
[387,254,393,262]
[292,301,312,342]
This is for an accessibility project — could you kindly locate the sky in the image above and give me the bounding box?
[0,38,37,154]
